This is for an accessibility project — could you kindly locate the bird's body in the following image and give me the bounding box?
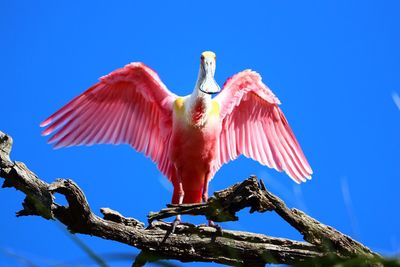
[170,96,221,203]
[41,51,313,211]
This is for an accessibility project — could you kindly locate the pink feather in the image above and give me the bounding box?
[41,63,177,180]
[213,70,312,183]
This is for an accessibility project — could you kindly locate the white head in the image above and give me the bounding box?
[197,51,221,95]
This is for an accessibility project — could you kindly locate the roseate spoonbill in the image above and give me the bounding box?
[41,51,312,226]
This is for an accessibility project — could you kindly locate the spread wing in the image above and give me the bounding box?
[213,70,312,183]
[41,62,177,180]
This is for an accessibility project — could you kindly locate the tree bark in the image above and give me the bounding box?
[0,130,381,266]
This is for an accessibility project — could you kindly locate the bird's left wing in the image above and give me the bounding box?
[213,70,312,183]
[41,62,177,180]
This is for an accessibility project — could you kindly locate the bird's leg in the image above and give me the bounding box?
[171,174,184,234]
[201,173,222,234]
[201,173,209,203]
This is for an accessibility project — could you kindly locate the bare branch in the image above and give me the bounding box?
[0,130,381,266]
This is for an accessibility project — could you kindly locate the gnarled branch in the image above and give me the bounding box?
[0,130,382,266]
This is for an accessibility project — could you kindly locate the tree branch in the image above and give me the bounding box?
[0,130,382,266]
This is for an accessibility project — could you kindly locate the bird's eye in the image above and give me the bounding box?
[201,55,205,60]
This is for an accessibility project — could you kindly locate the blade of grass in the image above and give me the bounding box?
[0,248,40,267]
[55,221,108,267]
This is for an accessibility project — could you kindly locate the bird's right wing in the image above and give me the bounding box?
[41,62,177,181]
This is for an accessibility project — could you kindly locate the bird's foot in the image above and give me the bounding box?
[160,217,182,244]
[208,220,222,236]
[170,217,181,234]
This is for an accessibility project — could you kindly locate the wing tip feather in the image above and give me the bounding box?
[40,119,52,128]
[41,129,51,136]
[297,173,313,183]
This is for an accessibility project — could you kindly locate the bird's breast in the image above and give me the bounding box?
[170,97,221,166]
[173,96,220,126]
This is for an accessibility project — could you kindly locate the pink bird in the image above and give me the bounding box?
[41,51,312,226]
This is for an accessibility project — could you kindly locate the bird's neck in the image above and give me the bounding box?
[187,71,212,126]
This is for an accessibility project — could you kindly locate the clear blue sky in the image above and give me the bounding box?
[1,1,399,266]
